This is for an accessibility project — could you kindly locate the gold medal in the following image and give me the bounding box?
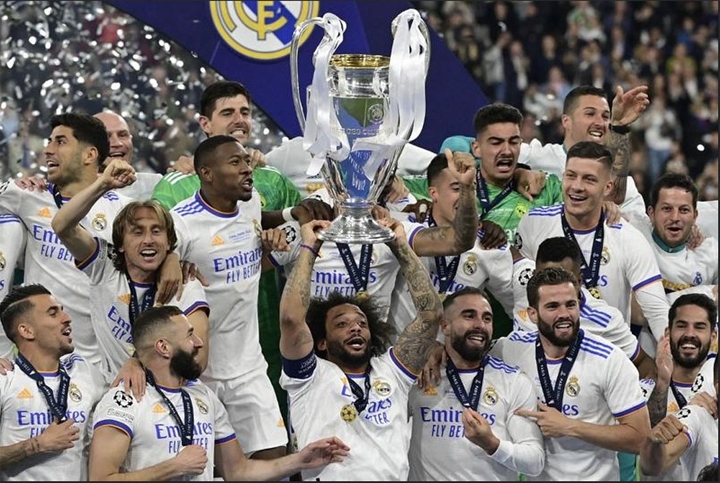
[355,290,370,302]
[588,287,602,299]
[340,403,358,423]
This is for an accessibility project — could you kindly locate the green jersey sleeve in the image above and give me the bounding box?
[152,172,201,210]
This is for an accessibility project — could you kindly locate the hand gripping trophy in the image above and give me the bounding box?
[290,9,430,243]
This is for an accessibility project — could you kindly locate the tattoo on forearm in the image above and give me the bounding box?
[282,249,315,320]
[453,184,478,250]
[647,385,669,427]
[606,131,630,203]
[391,242,443,373]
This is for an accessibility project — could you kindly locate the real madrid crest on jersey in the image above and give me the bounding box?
[209,1,320,61]
[463,255,478,276]
[372,379,392,398]
[600,247,610,265]
[0,251,5,272]
[566,376,580,397]
[195,397,209,415]
[92,213,107,231]
[483,386,498,405]
[69,382,82,402]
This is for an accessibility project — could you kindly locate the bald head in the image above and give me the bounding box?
[94,111,134,169]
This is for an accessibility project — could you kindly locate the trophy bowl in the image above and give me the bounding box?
[291,11,429,244]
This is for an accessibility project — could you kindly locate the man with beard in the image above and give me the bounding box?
[0,284,105,481]
[407,287,544,480]
[278,216,443,481]
[641,354,719,480]
[88,305,350,480]
[493,267,650,481]
[639,293,718,480]
[515,141,670,353]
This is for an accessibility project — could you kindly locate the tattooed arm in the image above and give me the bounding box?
[647,335,673,427]
[279,220,331,360]
[411,149,478,257]
[606,85,650,205]
[384,218,444,375]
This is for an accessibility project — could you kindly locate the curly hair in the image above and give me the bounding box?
[306,291,397,359]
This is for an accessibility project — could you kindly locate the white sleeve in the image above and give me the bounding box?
[482,248,516,319]
[489,371,545,476]
[170,212,191,261]
[603,348,646,417]
[515,215,537,260]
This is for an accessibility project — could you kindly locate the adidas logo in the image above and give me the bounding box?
[211,235,224,246]
[423,386,438,396]
[152,403,166,414]
[17,388,33,399]
[37,207,52,218]
[118,294,131,305]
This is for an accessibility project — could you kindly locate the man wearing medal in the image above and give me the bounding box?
[513,237,657,379]
[515,141,670,354]
[407,287,544,480]
[0,284,106,481]
[493,267,651,481]
[271,149,479,337]
[278,215,444,480]
[50,157,209,388]
[88,305,349,480]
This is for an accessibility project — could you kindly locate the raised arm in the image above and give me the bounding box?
[385,218,444,374]
[411,149,478,257]
[279,219,331,360]
[606,85,649,204]
[51,159,136,262]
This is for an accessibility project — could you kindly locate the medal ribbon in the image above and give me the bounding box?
[445,354,486,410]
[476,171,514,219]
[535,329,584,410]
[126,276,157,326]
[51,184,65,209]
[16,354,69,422]
[669,381,688,409]
[347,364,372,414]
[427,211,460,294]
[145,369,194,446]
[561,207,605,290]
[336,243,372,295]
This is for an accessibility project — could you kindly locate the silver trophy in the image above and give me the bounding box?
[290,9,430,243]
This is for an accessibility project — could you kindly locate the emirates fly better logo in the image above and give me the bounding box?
[210,1,320,60]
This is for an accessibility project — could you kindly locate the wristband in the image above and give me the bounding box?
[299,243,321,258]
[282,207,294,222]
[609,124,630,135]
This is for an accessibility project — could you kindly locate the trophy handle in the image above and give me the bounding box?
[290,17,324,133]
[391,12,431,75]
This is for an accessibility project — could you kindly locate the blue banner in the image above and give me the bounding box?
[107,1,489,154]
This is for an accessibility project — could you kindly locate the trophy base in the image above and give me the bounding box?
[318,208,395,244]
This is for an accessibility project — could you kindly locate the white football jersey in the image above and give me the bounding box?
[91,379,235,481]
[0,181,130,366]
[0,353,106,481]
[280,349,416,481]
[0,213,25,358]
[491,329,647,481]
[77,238,209,381]
[673,404,719,480]
[390,224,516,334]
[171,191,265,381]
[516,204,669,340]
[270,219,425,324]
[116,172,162,200]
[408,355,544,480]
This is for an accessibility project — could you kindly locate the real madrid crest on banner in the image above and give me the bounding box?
[566,376,580,397]
[92,213,107,231]
[463,255,478,276]
[209,1,320,60]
